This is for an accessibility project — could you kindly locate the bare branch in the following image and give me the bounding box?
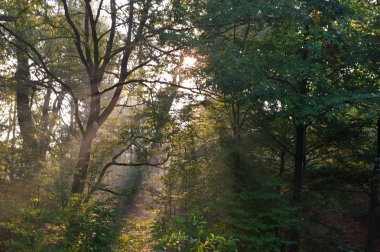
[84,0,99,70]
[96,0,152,126]
[95,0,104,24]
[84,5,93,69]
[60,0,90,73]
[99,0,117,77]
[125,0,134,44]
[114,153,170,167]
[100,78,220,100]
[0,15,17,22]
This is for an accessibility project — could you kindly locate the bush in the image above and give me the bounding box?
[152,213,238,252]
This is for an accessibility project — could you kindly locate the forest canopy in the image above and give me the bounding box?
[0,0,379,251]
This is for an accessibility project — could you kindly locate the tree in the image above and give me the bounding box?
[1,0,191,196]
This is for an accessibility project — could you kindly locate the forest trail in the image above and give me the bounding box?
[104,162,162,251]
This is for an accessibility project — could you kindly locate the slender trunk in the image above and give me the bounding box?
[289,124,305,252]
[293,124,305,203]
[302,151,307,170]
[6,98,13,141]
[39,84,52,161]
[289,23,309,252]
[365,117,380,252]
[280,151,285,175]
[10,97,17,169]
[231,98,242,192]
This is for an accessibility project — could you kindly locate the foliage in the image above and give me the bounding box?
[64,199,119,251]
[152,213,238,252]
[0,0,379,251]
[0,199,120,251]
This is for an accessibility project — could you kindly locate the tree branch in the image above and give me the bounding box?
[0,15,16,22]
[0,24,85,134]
[60,0,90,73]
[99,0,117,77]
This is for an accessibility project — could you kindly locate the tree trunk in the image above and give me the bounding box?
[289,23,309,252]
[289,123,305,252]
[365,117,380,252]
[71,128,97,194]
[71,79,101,195]
[15,48,39,173]
[39,84,52,161]
[293,124,305,204]
[280,151,285,175]
[231,98,242,192]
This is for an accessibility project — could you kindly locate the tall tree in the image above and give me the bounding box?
[1,0,190,197]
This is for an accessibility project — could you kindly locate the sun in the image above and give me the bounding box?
[183,56,197,67]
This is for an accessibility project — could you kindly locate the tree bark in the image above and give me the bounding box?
[280,151,285,175]
[15,47,39,172]
[365,117,380,252]
[293,124,305,204]
[39,84,52,161]
[289,123,305,252]
[231,97,243,193]
[289,23,309,252]
[71,84,100,195]
[71,131,96,194]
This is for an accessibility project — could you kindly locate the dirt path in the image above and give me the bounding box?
[103,162,162,252]
[95,146,165,252]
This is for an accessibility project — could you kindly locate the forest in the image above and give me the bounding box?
[0,0,379,251]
